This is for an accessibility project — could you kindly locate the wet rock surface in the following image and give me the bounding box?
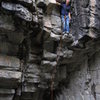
[0,0,100,100]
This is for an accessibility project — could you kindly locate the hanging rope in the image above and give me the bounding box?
[50,32,63,100]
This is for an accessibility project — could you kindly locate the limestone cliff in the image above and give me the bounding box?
[0,0,100,100]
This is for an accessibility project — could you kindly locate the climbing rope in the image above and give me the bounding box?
[50,32,63,100]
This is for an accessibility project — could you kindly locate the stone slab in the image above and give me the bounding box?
[95,84,100,94]
[43,50,57,60]
[0,42,18,56]
[0,89,15,94]
[0,94,14,100]
[0,70,21,88]
[0,55,20,70]
[22,83,36,92]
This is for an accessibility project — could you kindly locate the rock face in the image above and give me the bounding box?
[0,0,100,100]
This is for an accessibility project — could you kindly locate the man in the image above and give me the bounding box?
[56,0,71,36]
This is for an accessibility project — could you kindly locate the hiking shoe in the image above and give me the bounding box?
[66,31,69,34]
[68,34,72,37]
[62,32,65,35]
[64,34,68,37]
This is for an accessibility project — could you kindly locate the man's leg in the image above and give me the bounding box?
[61,15,66,33]
[66,15,70,34]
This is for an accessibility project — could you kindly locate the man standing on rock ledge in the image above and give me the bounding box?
[56,0,71,36]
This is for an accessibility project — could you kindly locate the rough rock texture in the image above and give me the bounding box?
[0,0,100,100]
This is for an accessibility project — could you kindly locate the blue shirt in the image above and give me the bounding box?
[61,3,71,16]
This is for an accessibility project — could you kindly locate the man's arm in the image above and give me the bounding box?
[69,12,71,20]
[68,5,71,20]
